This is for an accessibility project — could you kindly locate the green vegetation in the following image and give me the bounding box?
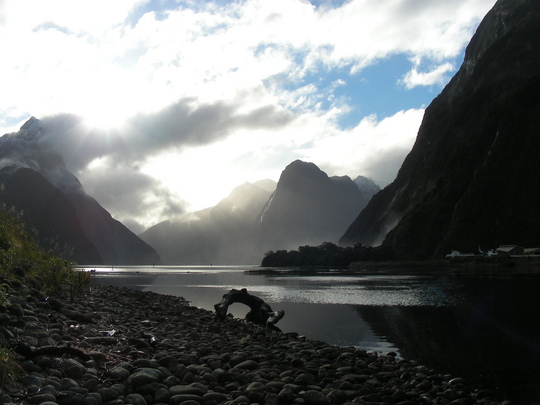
[0,208,91,300]
[0,345,23,389]
[0,208,94,389]
[261,242,395,268]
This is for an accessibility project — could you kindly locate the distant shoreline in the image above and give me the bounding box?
[251,256,540,277]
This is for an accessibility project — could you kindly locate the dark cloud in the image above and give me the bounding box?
[34,97,293,231]
[79,165,156,216]
[40,97,294,173]
[77,163,186,229]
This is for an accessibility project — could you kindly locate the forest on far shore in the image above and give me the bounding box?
[261,242,394,267]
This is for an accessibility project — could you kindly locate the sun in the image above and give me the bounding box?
[81,105,128,131]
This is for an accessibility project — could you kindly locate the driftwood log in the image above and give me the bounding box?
[214,288,284,327]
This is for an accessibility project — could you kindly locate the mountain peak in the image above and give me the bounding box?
[257,161,374,251]
[18,117,44,143]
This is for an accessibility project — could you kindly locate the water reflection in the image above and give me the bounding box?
[91,267,540,403]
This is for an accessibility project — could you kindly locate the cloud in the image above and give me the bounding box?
[298,109,425,186]
[77,159,185,233]
[0,0,495,132]
[38,98,294,172]
[400,60,455,89]
[0,0,497,229]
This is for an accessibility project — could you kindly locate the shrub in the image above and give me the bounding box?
[0,209,89,300]
[0,345,23,389]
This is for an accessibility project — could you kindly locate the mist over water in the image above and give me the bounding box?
[89,265,540,403]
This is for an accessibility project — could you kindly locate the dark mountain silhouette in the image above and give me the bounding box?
[0,167,102,263]
[257,160,379,252]
[340,0,540,259]
[139,180,275,264]
[0,118,162,265]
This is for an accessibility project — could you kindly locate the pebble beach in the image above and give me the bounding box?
[0,279,507,405]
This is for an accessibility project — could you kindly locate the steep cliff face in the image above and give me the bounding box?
[341,0,540,259]
[0,118,162,265]
[0,167,102,264]
[258,160,376,251]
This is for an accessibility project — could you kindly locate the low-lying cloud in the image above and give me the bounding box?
[39,97,294,172]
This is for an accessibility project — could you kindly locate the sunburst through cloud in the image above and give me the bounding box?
[0,0,496,232]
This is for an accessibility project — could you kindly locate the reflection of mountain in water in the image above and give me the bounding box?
[355,279,540,403]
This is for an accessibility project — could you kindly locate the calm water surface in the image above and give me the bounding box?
[86,265,540,404]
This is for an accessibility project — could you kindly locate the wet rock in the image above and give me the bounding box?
[110,366,131,381]
[29,393,57,404]
[129,368,162,386]
[124,393,148,405]
[235,360,259,370]
[169,385,206,396]
[302,390,331,405]
[97,387,119,402]
[169,394,205,405]
[61,359,86,379]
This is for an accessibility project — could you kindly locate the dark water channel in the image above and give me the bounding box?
[89,266,540,403]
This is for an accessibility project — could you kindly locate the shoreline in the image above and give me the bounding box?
[250,256,540,277]
[1,279,508,404]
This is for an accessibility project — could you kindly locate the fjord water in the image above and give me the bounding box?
[89,266,540,403]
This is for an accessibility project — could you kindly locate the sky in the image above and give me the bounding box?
[0,0,497,234]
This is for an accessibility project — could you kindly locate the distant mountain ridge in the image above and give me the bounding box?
[140,180,276,264]
[256,160,379,253]
[340,0,540,259]
[0,118,162,265]
[141,160,379,264]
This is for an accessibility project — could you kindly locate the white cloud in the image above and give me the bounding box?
[0,0,497,228]
[0,0,495,132]
[401,61,455,89]
[298,109,426,186]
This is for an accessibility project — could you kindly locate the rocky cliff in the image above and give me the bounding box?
[340,0,540,259]
[258,160,377,252]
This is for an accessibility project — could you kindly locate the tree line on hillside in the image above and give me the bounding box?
[260,242,395,267]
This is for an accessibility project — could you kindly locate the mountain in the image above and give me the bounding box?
[353,176,380,197]
[257,160,378,252]
[140,161,379,264]
[0,166,102,263]
[340,0,540,259]
[0,118,162,265]
[139,180,276,264]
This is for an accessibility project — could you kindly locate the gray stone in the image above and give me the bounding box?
[294,373,317,386]
[203,392,228,403]
[169,385,206,396]
[153,387,171,403]
[96,387,119,402]
[124,393,148,405]
[57,391,86,405]
[110,366,131,381]
[246,381,265,392]
[29,393,57,404]
[169,394,205,405]
[302,390,331,405]
[60,378,80,390]
[129,368,162,386]
[86,392,102,405]
[21,375,42,387]
[234,360,259,370]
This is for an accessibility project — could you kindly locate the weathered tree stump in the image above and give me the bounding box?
[214,288,284,327]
